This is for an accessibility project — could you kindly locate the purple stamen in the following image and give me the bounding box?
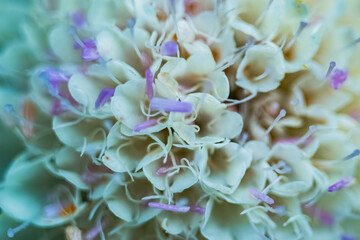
[149,98,192,114]
[330,69,347,90]
[160,41,178,56]
[190,205,206,214]
[72,11,86,27]
[145,69,154,100]
[325,61,336,78]
[148,202,190,212]
[249,188,274,205]
[328,177,352,192]
[134,119,158,132]
[95,88,115,109]
[342,149,360,161]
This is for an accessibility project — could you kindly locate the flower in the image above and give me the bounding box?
[1,0,360,239]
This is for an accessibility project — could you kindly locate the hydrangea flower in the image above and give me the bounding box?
[1,0,360,239]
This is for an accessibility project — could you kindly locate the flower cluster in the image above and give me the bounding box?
[1,0,360,239]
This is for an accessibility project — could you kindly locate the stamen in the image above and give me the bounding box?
[134,119,158,132]
[266,161,292,174]
[149,98,193,114]
[72,11,86,27]
[190,205,206,214]
[328,177,353,192]
[68,26,85,49]
[285,21,308,50]
[249,188,274,205]
[329,69,347,90]
[82,39,100,61]
[342,149,360,161]
[7,221,30,238]
[145,69,154,99]
[325,61,336,78]
[95,88,115,109]
[147,202,190,212]
[160,41,178,56]
[85,220,107,240]
[295,125,316,145]
[264,109,286,135]
[127,18,142,59]
[169,0,180,41]
[255,0,274,26]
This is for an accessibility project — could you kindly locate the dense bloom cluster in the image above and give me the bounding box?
[1,0,360,239]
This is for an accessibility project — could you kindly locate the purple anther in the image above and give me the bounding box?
[72,11,86,27]
[160,41,178,56]
[190,205,206,214]
[342,149,360,161]
[330,69,347,90]
[149,98,192,114]
[145,69,154,100]
[325,61,336,78]
[341,235,355,240]
[95,88,115,109]
[328,177,352,192]
[39,67,69,96]
[249,188,274,205]
[148,202,191,212]
[134,119,158,132]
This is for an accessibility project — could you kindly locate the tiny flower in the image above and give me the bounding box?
[329,69,347,90]
[95,88,115,109]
